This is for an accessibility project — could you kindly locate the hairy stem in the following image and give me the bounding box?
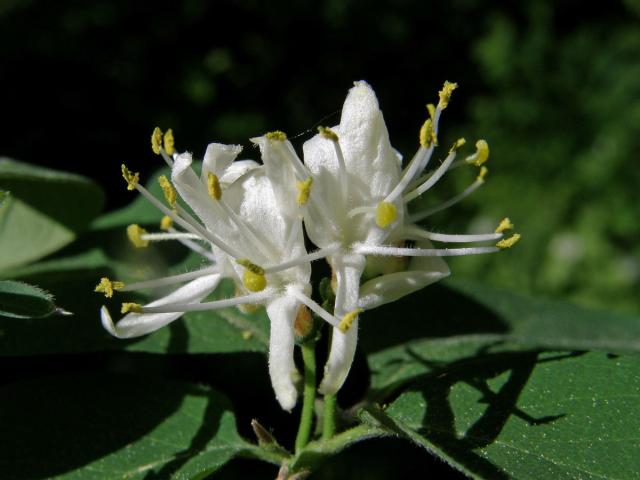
[322,394,337,441]
[295,341,317,453]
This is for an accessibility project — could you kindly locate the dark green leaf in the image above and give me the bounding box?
[366,352,640,479]
[0,279,57,318]
[0,158,105,270]
[0,373,258,479]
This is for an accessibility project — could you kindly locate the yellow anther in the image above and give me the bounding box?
[163,128,175,155]
[477,166,489,182]
[265,131,287,142]
[495,217,514,234]
[94,277,125,298]
[375,201,398,228]
[127,224,149,248]
[419,118,437,147]
[151,127,163,155]
[438,81,458,109]
[466,139,490,167]
[296,177,313,206]
[236,258,265,275]
[449,137,466,153]
[496,233,521,249]
[242,270,267,292]
[318,126,339,141]
[207,172,222,200]
[121,302,142,314]
[426,103,436,121]
[160,215,173,231]
[121,164,140,191]
[158,175,177,208]
[338,309,363,333]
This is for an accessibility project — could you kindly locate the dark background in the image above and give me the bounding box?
[2,0,639,477]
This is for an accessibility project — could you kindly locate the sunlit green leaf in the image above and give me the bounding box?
[0,158,105,270]
[366,352,640,479]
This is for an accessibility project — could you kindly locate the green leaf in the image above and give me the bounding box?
[365,352,640,479]
[0,372,264,479]
[0,279,58,318]
[0,158,105,270]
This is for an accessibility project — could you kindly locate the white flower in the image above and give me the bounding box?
[255,81,520,395]
[99,137,343,411]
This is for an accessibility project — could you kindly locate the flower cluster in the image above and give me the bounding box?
[96,81,519,410]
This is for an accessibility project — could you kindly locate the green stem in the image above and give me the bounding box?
[295,341,317,453]
[322,393,337,441]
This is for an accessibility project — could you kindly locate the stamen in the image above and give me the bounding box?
[167,227,217,262]
[409,176,484,222]
[151,127,163,155]
[135,289,273,314]
[347,206,375,218]
[163,128,175,155]
[94,277,125,298]
[296,177,313,206]
[419,118,436,147]
[266,130,287,142]
[127,224,149,248]
[285,287,341,328]
[207,172,222,200]
[121,164,140,191]
[158,175,177,208]
[465,140,489,166]
[120,266,219,292]
[318,126,338,142]
[403,139,462,203]
[338,309,363,333]
[140,232,201,242]
[236,259,265,275]
[237,259,267,292]
[438,81,458,110]
[160,215,173,231]
[375,202,397,228]
[402,225,503,243]
[496,233,521,249]
[264,243,341,274]
[318,126,349,203]
[495,218,514,233]
[132,181,243,258]
[355,243,500,257]
[121,302,142,314]
[477,166,488,181]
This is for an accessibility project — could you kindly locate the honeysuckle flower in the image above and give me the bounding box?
[254,81,520,395]
[99,134,344,411]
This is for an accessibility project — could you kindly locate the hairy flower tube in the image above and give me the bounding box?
[98,133,344,411]
[253,81,519,395]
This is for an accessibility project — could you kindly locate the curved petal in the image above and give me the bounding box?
[219,160,260,185]
[251,135,300,220]
[358,240,450,310]
[201,143,243,181]
[318,253,365,395]
[266,294,300,410]
[101,274,221,338]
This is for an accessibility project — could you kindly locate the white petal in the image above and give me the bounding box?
[266,295,299,410]
[318,253,365,395]
[359,240,450,310]
[219,160,260,185]
[172,152,232,235]
[201,143,243,181]
[101,274,221,338]
[251,136,300,219]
